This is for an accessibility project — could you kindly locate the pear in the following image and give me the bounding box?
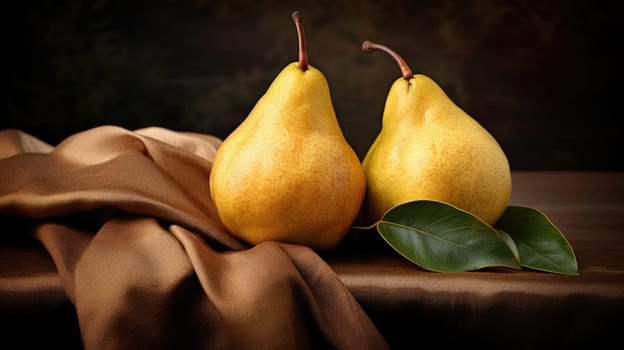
[209,12,366,251]
[361,40,511,226]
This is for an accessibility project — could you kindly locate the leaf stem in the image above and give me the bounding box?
[351,223,378,231]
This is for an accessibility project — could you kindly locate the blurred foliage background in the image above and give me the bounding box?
[6,0,621,170]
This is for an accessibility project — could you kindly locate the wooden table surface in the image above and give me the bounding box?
[1,171,623,348]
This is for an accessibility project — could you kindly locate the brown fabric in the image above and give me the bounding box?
[0,126,388,349]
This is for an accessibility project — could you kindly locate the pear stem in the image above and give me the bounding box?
[362,40,413,80]
[292,11,308,71]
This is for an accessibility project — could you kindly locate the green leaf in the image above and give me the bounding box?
[496,206,579,275]
[376,200,521,272]
[495,228,520,261]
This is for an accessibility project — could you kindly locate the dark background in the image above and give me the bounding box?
[6,0,621,170]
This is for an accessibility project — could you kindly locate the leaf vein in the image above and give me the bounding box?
[379,221,483,252]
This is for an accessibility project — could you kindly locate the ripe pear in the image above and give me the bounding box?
[209,12,366,251]
[361,40,511,226]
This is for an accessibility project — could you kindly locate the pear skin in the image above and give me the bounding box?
[361,41,511,226]
[209,13,365,251]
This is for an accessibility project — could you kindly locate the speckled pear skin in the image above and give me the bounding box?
[362,74,511,226]
[210,62,366,251]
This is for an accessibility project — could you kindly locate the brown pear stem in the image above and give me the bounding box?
[292,11,308,71]
[362,40,413,80]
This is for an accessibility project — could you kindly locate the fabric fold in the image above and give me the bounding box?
[0,126,243,250]
[0,126,388,349]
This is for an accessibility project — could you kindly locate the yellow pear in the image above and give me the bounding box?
[361,40,511,226]
[209,12,366,251]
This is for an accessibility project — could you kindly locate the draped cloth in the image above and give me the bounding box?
[0,126,388,349]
